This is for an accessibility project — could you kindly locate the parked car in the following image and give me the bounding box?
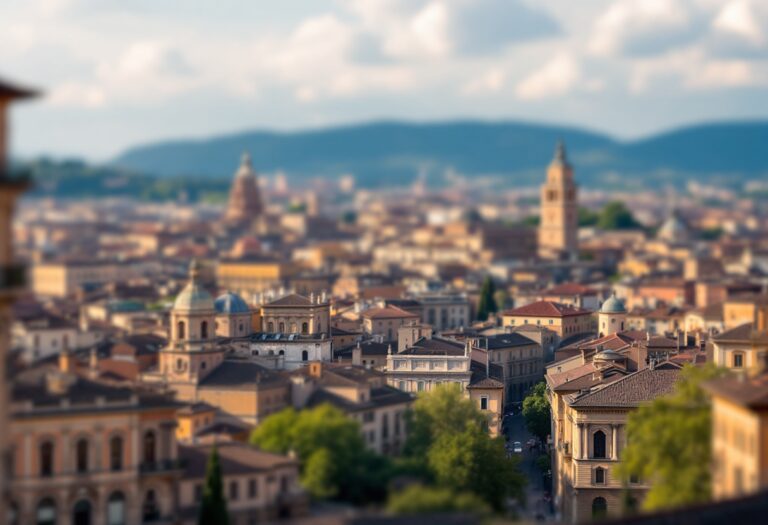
[513,441,523,453]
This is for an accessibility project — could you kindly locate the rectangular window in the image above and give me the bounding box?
[734,353,744,368]
[249,479,258,498]
[230,480,239,500]
[480,397,488,410]
[595,468,605,484]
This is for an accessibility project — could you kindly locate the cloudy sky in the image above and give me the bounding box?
[4,0,768,160]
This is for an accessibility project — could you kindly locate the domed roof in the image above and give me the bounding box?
[215,292,251,314]
[599,293,626,314]
[594,349,624,362]
[174,260,215,312]
[657,209,690,243]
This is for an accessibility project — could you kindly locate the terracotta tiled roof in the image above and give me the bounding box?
[568,364,682,408]
[362,305,419,320]
[502,300,592,318]
[704,372,768,409]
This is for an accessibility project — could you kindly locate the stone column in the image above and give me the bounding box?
[611,424,619,460]
[578,423,585,459]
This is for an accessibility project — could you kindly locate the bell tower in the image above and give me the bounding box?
[538,141,578,260]
[160,260,224,399]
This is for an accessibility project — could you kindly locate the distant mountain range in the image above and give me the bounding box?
[104,119,768,190]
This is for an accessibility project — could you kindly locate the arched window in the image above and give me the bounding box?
[36,498,56,525]
[143,431,156,465]
[76,438,89,473]
[302,350,308,361]
[593,430,607,459]
[40,441,54,477]
[72,500,91,525]
[177,321,185,340]
[142,490,159,523]
[278,350,284,356]
[239,323,244,333]
[301,322,309,334]
[201,321,208,339]
[110,436,123,471]
[267,322,274,332]
[107,492,126,525]
[592,497,607,519]
[278,322,285,333]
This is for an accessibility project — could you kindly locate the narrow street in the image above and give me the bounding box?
[504,412,555,522]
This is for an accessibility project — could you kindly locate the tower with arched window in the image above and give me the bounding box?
[538,141,578,260]
[158,260,224,399]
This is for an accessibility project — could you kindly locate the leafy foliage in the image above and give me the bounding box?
[522,382,551,442]
[403,384,525,512]
[617,364,727,511]
[250,404,389,503]
[387,485,490,515]
[596,201,641,230]
[477,276,498,321]
[198,446,229,525]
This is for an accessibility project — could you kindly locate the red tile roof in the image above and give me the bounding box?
[542,283,597,296]
[502,300,592,318]
[362,305,420,320]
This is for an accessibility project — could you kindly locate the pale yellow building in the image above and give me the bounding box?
[502,300,594,339]
[216,257,298,297]
[538,141,578,260]
[705,372,768,500]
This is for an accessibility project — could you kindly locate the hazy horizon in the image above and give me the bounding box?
[5,0,768,160]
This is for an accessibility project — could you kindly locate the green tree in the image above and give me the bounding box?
[617,364,726,511]
[387,485,490,515]
[403,384,525,512]
[578,207,600,226]
[522,382,551,442]
[250,404,387,503]
[494,289,510,311]
[476,276,498,321]
[428,426,525,511]
[198,446,229,525]
[597,201,641,230]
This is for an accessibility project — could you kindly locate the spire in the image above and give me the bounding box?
[241,151,252,169]
[189,259,200,283]
[553,139,568,165]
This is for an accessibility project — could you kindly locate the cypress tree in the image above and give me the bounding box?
[476,276,497,321]
[198,446,229,525]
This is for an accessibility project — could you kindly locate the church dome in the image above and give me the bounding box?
[599,293,626,314]
[593,349,624,362]
[174,260,215,312]
[215,292,250,314]
[657,209,690,243]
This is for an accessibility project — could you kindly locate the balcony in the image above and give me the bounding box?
[0,264,25,293]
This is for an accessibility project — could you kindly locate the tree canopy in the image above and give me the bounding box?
[477,276,498,321]
[402,384,525,512]
[198,446,229,525]
[250,404,388,503]
[522,382,551,442]
[387,485,490,515]
[597,201,641,230]
[617,364,726,511]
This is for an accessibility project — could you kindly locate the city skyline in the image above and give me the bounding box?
[4,0,768,160]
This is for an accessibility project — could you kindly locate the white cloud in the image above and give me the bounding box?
[462,68,506,95]
[515,54,580,100]
[712,0,764,45]
[588,0,699,57]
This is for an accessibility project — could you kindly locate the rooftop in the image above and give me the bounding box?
[502,300,592,318]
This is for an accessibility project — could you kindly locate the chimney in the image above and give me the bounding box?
[308,362,323,378]
[88,348,99,378]
[59,350,72,373]
[352,341,362,366]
